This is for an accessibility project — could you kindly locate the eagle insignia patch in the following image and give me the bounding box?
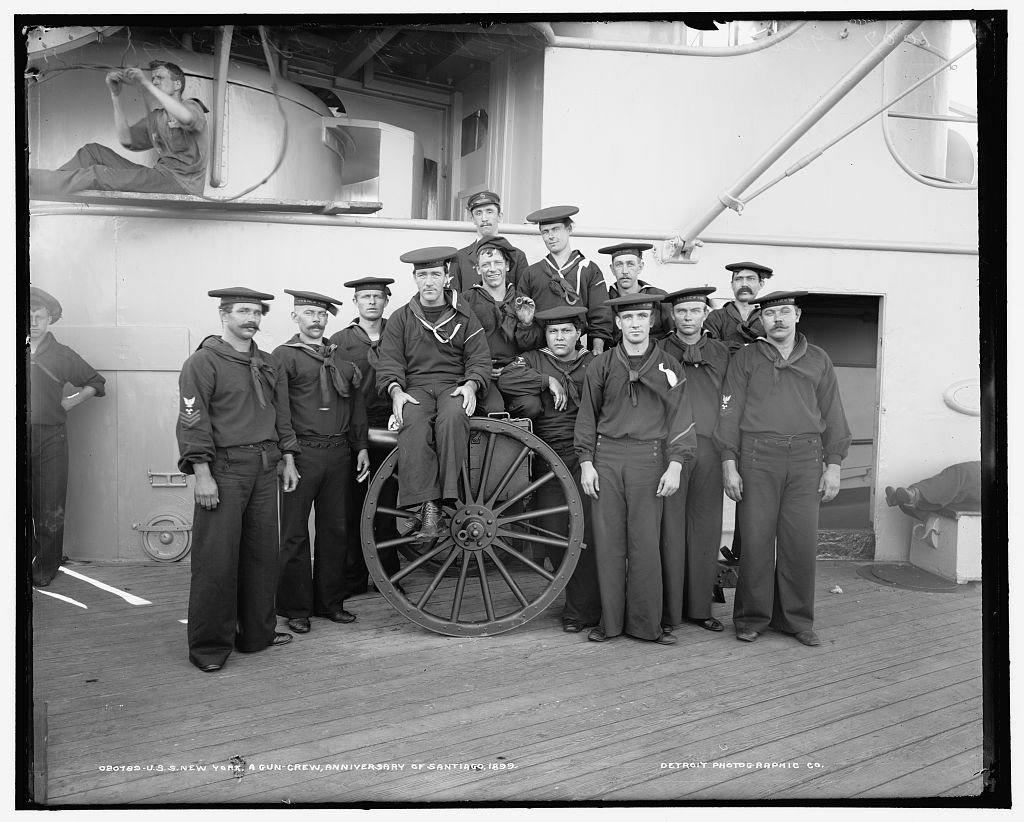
[179,395,201,428]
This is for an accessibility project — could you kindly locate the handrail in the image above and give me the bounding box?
[29,202,977,256]
[528,21,807,57]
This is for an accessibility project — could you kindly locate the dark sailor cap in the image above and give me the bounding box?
[754,290,808,308]
[29,286,63,322]
[400,246,458,270]
[605,293,658,313]
[597,242,654,259]
[343,277,394,296]
[467,190,501,211]
[725,261,774,278]
[284,289,342,315]
[663,286,717,305]
[534,305,588,325]
[525,205,579,225]
[208,286,274,313]
[476,237,511,259]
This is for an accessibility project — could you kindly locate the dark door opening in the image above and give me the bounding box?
[798,294,881,531]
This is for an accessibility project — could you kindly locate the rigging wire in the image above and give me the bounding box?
[740,40,978,206]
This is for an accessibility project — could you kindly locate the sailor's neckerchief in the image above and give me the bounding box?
[754,333,818,385]
[408,291,464,345]
[608,280,658,299]
[674,332,719,371]
[345,317,386,356]
[613,341,673,408]
[470,282,521,344]
[200,336,275,409]
[537,347,590,408]
[541,250,588,305]
[29,332,63,384]
[282,334,360,411]
[724,300,764,343]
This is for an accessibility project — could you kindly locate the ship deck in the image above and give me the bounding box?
[30,559,984,805]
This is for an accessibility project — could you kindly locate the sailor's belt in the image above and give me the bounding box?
[298,436,349,448]
[231,440,278,450]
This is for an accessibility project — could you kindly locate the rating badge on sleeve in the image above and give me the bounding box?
[179,395,201,428]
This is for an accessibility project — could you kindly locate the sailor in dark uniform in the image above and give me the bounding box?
[704,261,772,354]
[176,287,299,672]
[600,242,672,343]
[274,290,368,634]
[519,205,613,355]
[28,286,106,587]
[459,237,543,413]
[705,260,773,566]
[714,291,851,647]
[330,277,400,597]
[448,190,530,292]
[659,287,731,634]
[497,305,601,632]
[574,293,697,646]
[372,247,492,539]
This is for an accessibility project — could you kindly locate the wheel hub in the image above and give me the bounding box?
[451,504,497,550]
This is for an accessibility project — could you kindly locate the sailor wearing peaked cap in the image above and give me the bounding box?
[451,192,530,292]
[331,275,400,598]
[574,277,698,646]
[284,288,343,315]
[713,285,851,648]
[29,286,63,322]
[274,288,369,633]
[29,285,105,587]
[659,284,731,635]
[466,190,501,210]
[177,287,300,671]
[371,244,492,541]
[520,205,613,354]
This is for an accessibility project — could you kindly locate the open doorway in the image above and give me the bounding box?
[798,293,881,531]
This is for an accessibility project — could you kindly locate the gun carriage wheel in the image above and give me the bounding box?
[361,417,584,636]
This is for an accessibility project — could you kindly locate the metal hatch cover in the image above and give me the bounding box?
[856,562,970,593]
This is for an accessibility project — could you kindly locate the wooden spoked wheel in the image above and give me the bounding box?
[360,417,584,636]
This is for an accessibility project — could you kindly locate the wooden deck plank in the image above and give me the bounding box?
[851,742,985,799]
[41,595,976,769]
[142,625,981,803]
[31,561,983,804]
[39,589,978,769]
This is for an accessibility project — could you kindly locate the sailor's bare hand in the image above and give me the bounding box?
[105,70,125,94]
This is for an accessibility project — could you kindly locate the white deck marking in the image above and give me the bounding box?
[35,589,88,609]
[58,567,152,605]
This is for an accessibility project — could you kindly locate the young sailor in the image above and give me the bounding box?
[372,247,491,539]
[574,293,697,646]
[519,205,613,354]
[600,242,672,343]
[497,305,602,632]
[659,287,731,634]
[274,290,368,633]
[448,190,530,292]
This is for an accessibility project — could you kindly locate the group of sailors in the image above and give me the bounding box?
[29,188,852,674]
